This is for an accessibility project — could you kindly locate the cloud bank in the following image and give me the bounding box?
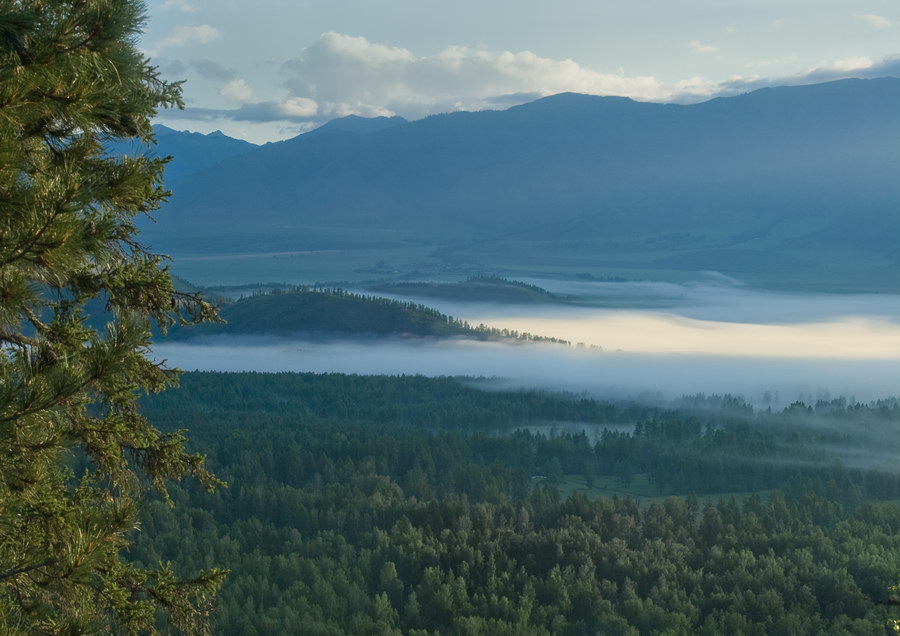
[167,31,900,132]
[158,24,220,49]
[153,336,900,407]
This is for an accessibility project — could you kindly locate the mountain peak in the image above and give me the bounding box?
[303,114,409,138]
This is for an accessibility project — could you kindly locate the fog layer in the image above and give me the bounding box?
[157,282,900,403]
[153,336,900,405]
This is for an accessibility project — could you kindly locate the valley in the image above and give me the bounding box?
[7,2,900,633]
[139,79,900,293]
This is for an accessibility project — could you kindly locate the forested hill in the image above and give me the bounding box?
[167,288,568,343]
[367,275,564,304]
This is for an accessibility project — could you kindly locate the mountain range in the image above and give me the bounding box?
[139,78,900,290]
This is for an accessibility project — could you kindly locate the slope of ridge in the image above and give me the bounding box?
[303,114,409,137]
[143,78,900,290]
[109,125,258,181]
[166,288,569,343]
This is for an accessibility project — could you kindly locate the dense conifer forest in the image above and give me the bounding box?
[129,372,900,634]
[366,276,564,304]
[7,2,900,633]
[166,288,570,344]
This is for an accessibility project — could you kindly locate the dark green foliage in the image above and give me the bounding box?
[131,372,900,633]
[167,287,570,343]
[143,371,663,431]
[0,1,223,632]
[144,373,900,499]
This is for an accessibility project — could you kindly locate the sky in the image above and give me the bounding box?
[141,0,900,143]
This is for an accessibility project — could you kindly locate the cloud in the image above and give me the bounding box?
[279,97,319,118]
[163,0,197,12]
[173,101,315,123]
[158,58,187,77]
[858,14,892,28]
[670,54,897,101]
[277,31,671,122]
[219,79,254,104]
[161,32,900,135]
[191,58,236,81]
[744,55,799,69]
[172,97,399,125]
[157,25,221,49]
[689,40,718,54]
[817,56,873,73]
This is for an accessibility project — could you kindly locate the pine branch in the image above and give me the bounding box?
[0,328,37,348]
[0,559,54,581]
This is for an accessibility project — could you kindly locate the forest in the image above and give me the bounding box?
[4,2,900,632]
[126,372,900,634]
[165,287,570,344]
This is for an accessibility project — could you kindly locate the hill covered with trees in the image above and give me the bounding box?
[167,287,569,343]
[367,276,565,304]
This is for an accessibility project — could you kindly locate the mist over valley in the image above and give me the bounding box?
[155,278,900,405]
[11,2,900,633]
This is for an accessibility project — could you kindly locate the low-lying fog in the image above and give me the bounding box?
[155,279,900,404]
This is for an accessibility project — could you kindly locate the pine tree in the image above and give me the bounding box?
[0,1,224,632]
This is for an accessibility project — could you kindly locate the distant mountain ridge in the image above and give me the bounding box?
[109,124,257,181]
[141,78,900,289]
[303,114,408,138]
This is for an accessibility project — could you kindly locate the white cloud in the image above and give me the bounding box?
[744,55,799,69]
[858,14,891,28]
[279,31,676,121]
[280,97,319,118]
[158,25,221,49]
[163,0,197,13]
[816,56,873,73]
[162,32,900,140]
[219,79,254,104]
[689,40,718,54]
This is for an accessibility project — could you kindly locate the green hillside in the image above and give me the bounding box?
[169,287,569,343]
[367,275,565,304]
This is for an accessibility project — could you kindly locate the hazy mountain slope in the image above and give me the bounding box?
[142,78,900,286]
[109,125,257,181]
[303,114,408,138]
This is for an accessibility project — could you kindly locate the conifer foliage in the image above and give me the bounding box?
[0,1,224,632]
